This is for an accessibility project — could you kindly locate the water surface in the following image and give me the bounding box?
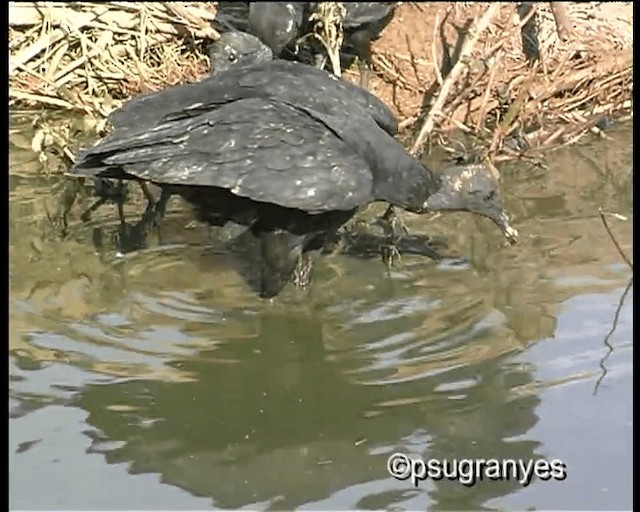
[9,117,633,510]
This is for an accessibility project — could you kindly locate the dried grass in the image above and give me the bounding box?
[9,2,218,118]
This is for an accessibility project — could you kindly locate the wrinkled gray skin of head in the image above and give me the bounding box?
[422,164,519,244]
[208,31,274,75]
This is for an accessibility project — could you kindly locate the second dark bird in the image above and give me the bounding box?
[218,2,398,88]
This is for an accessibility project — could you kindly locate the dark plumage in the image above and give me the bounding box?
[69,31,517,298]
[339,2,397,88]
[248,2,307,58]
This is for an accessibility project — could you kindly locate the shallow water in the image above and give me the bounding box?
[9,117,633,510]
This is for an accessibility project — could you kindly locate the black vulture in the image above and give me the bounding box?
[70,105,516,300]
[69,31,517,298]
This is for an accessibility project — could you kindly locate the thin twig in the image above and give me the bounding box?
[593,276,633,395]
[598,208,632,270]
[541,126,566,146]
[398,115,418,130]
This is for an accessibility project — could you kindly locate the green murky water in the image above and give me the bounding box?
[9,116,633,510]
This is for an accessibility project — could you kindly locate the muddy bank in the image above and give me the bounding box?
[9,2,633,167]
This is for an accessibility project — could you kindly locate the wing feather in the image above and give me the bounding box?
[74,98,373,213]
